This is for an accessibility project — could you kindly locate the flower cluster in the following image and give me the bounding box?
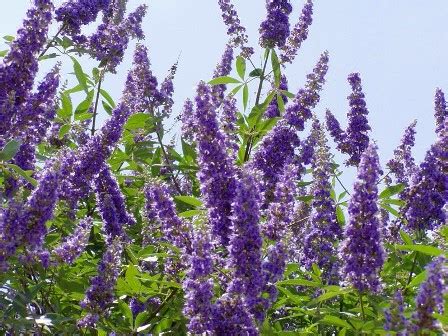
[284,51,329,131]
[259,0,293,49]
[434,88,447,136]
[217,0,253,57]
[212,44,234,107]
[339,143,385,293]
[386,120,417,185]
[384,290,408,335]
[53,217,93,264]
[326,73,372,166]
[281,0,313,64]
[302,121,342,282]
[193,82,238,246]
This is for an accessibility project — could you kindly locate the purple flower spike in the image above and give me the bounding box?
[227,171,263,312]
[56,0,110,36]
[212,44,234,107]
[259,0,293,49]
[217,0,253,57]
[434,88,447,136]
[94,164,135,241]
[89,4,147,73]
[408,257,447,333]
[281,0,313,64]
[214,294,258,335]
[0,0,54,137]
[325,109,346,146]
[220,96,239,155]
[180,99,195,142]
[404,124,447,232]
[53,217,93,264]
[263,164,297,241]
[250,121,300,205]
[193,82,238,246]
[339,143,385,293]
[284,51,329,131]
[386,120,417,185]
[144,181,192,254]
[302,121,342,283]
[80,237,123,327]
[183,230,215,334]
[384,290,408,335]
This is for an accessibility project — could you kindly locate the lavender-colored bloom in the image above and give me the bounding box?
[122,44,161,114]
[259,0,292,49]
[212,44,234,107]
[281,0,313,63]
[0,201,25,271]
[89,5,147,73]
[302,123,342,282]
[183,230,215,334]
[158,61,178,119]
[94,164,135,240]
[299,117,320,165]
[259,242,287,318]
[386,120,417,185]
[408,257,446,333]
[56,0,110,36]
[345,73,372,166]
[0,0,53,137]
[227,171,263,311]
[339,143,385,293]
[129,298,146,317]
[325,109,346,146]
[79,237,123,327]
[384,290,408,335]
[144,181,192,253]
[404,126,447,232]
[217,0,253,57]
[214,294,258,335]
[284,51,329,131]
[220,96,239,155]
[180,99,195,142]
[263,164,297,241]
[53,217,93,264]
[250,121,300,204]
[193,82,237,246]
[265,75,288,118]
[434,88,447,136]
[13,66,60,171]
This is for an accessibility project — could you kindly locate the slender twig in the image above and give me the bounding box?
[359,291,366,321]
[243,49,271,162]
[155,130,183,195]
[402,252,419,293]
[39,25,65,58]
[334,174,351,196]
[91,71,105,136]
[147,289,179,332]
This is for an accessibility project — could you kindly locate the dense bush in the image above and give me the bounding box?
[0,0,447,335]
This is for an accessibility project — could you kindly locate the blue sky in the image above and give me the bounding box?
[1,1,447,186]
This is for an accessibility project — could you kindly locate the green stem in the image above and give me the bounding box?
[403,252,419,293]
[243,49,271,162]
[90,72,104,136]
[39,25,65,58]
[359,291,366,321]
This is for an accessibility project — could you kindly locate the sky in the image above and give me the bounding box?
[1,1,448,187]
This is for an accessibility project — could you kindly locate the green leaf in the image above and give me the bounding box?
[75,112,93,121]
[0,140,21,161]
[39,53,59,61]
[59,93,73,119]
[75,90,94,114]
[6,164,36,186]
[336,206,345,226]
[249,68,263,77]
[0,50,8,57]
[179,209,203,218]
[243,84,249,111]
[134,311,150,329]
[320,316,352,329]
[3,35,14,42]
[126,264,141,292]
[209,76,241,85]
[407,270,427,288]
[70,56,89,92]
[118,300,133,327]
[277,279,320,287]
[276,93,285,113]
[175,195,203,207]
[236,56,246,79]
[58,124,71,139]
[271,49,281,86]
[125,113,151,130]
[311,291,346,304]
[399,230,413,245]
[380,183,405,199]
[100,89,116,108]
[395,244,443,256]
